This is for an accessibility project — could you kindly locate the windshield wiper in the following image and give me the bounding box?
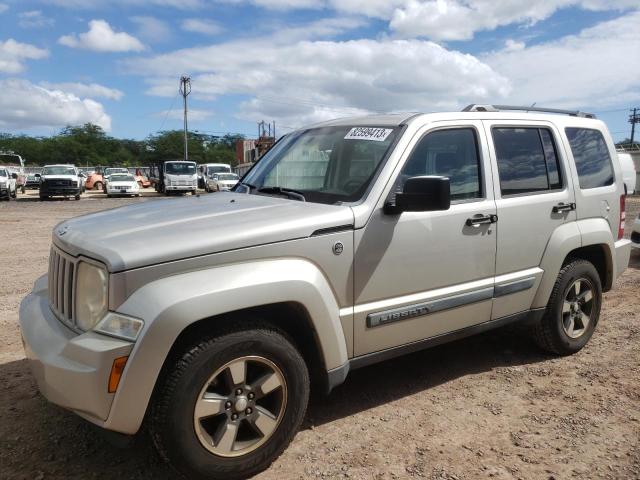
[257,186,306,202]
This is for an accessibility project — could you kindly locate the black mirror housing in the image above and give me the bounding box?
[35,173,41,178]
[393,176,451,213]
[11,173,18,179]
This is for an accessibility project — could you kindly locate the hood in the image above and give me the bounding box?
[53,192,354,272]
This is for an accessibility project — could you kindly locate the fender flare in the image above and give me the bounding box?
[532,219,614,308]
[103,258,348,434]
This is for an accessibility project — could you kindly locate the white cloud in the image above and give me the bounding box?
[504,39,525,52]
[0,78,111,131]
[388,0,640,41]
[18,10,55,28]
[0,39,49,74]
[131,16,172,43]
[45,0,206,8]
[181,18,223,36]
[155,108,213,121]
[485,11,640,109]
[39,81,124,101]
[129,34,510,126]
[59,20,145,52]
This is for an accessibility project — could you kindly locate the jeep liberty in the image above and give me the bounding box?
[20,105,631,479]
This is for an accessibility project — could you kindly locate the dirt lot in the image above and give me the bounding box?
[1,190,639,480]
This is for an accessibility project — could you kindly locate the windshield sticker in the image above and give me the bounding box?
[344,127,393,142]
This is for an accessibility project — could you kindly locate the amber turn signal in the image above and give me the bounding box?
[108,356,129,393]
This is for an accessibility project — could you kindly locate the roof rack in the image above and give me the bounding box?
[462,104,596,119]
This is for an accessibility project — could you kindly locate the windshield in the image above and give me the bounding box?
[105,168,128,175]
[216,173,239,181]
[207,165,231,174]
[166,162,196,175]
[110,175,135,182]
[0,169,7,177]
[42,166,76,176]
[239,126,400,204]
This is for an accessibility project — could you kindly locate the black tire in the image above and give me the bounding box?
[11,187,17,199]
[192,189,197,195]
[149,326,309,480]
[21,186,26,194]
[75,194,81,200]
[39,195,47,201]
[534,259,602,355]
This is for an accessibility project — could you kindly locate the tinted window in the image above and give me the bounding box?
[565,128,614,189]
[397,128,482,201]
[493,128,563,196]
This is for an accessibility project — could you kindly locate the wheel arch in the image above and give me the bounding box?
[102,258,348,435]
[532,219,615,308]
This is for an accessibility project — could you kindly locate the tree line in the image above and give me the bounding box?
[0,124,243,167]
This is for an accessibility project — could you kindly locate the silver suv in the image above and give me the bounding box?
[20,105,632,480]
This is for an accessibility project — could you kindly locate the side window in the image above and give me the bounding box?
[493,127,563,196]
[565,128,614,189]
[397,128,482,201]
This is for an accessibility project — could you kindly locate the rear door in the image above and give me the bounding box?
[484,120,577,319]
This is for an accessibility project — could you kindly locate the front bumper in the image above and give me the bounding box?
[19,275,134,423]
[40,185,81,196]
[166,185,195,191]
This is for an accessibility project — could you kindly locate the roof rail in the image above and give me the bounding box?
[462,104,596,119]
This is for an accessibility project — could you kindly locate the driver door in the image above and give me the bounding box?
[353,121,497,356]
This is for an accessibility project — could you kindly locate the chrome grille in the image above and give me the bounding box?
[48,246,76,327]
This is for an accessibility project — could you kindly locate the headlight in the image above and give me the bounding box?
[75,262,108,330]
[95,312,144,341]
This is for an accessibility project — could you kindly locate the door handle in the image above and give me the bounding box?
[465,214,498,227]
[552,202,576,213]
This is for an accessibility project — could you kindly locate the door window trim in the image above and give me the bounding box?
[488,124,570,200]
[387,125,487,206]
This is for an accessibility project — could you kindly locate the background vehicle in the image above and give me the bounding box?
[38,164,82,201]
[632,214,640,248]
[0,166,17,200]
[131,168,151,189]
[618,152,636,195]
[21,174,41,193]
[106,173,140,197]
[102,168,130,194]
[150,160,197,195]
[205,172,240,192]
[20,106,632,480]
[198,163,232,189]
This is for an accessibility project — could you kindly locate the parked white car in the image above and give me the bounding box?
[0,166,17,200]
[205,172,240,192]
[618,152,636,195]
[106,173,140,197]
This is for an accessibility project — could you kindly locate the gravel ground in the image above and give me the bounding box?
[1,190,639,480]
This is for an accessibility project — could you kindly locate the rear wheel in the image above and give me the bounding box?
[534,259,602,355]
[150,327,309,480]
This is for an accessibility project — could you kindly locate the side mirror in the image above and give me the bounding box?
[35,173,41,178]
[11,173,18,179]
[389,176,451,213]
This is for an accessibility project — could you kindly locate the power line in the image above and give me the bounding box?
[158,91,180,132]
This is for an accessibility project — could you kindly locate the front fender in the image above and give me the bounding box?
[102,258,347,434]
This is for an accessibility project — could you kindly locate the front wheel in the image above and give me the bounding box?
[150,327,309,480]
[534,259,602,355]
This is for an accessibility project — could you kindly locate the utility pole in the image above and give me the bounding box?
[630,107,640,144]
[179,76,192,160]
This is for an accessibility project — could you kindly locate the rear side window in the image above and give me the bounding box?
[492,127,564,196]
[565,128,614,189]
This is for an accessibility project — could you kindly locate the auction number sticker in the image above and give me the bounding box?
[344,127,393,142]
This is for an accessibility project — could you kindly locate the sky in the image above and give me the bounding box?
[0,0,639,141]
